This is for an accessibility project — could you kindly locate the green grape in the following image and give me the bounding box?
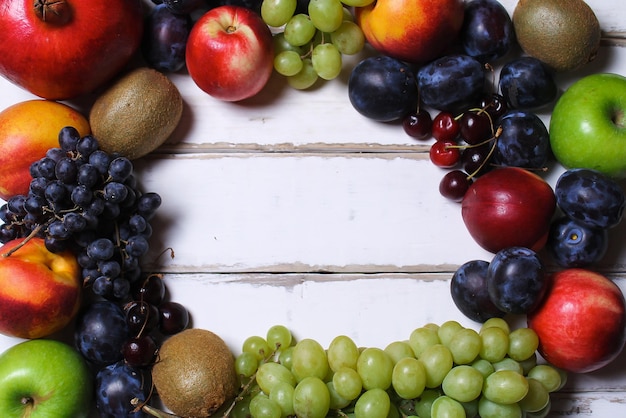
[492,357,523,374]
[461,398,479,418]
[409,327,441,358]
[308,0,344,32]
[266,325,293,352]
[256,362,296,394]
[470,358,495,379]
[518,378,550,413]
[392,357,426,400]
[278,346,294,369]
[231,392,254,418]
[420,344,453,388]
[328,335,360,372]
[340,0,375,7]
[524,399,551,418]
[526,364,563,393]
[413,389,442,418]
[479,326,509,363]
[431,395,466,418]
[357,347,394,390]
[327,381,351,409]
[274,50,304,77]
[384,340,415,364]
[250,393,282,418]
[477,396,522,418]
[311,43,342,80]
[354,388,391,418]
[480,317,510,334]
[441,365,484,403]
[293,376,330,418]
[448,328,481,364]
[284,14,317,46]
[330,20,365,55]
[507,327,539,362]
[332,366,363,400]
[235,351,259,378]
[243,335,272,361]
[287,58,318,90]
[273,32,303,55]
[341,6,354,22]
[518,352,537,375]
[437,320,464,347]
[261,0,297,27]
[291,338,329,381]
[424,323,441,332]
[269,381,295,418]
[482,369,529,404]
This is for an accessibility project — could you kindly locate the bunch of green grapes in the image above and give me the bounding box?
[225,319,567,418]
[260,0,368,89]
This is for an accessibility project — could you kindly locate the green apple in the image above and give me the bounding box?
[549,73,626,178]
[0,339,93,417]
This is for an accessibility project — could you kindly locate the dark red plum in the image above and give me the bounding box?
[461,0,514,63]
[348,56,418,122]
[547,216,609,268]
[451,259,505,323]
[487,246,548,315]
[494,110,550,169]
[417,54,486,112]
[141,4,192,73]
[499,57,557,110]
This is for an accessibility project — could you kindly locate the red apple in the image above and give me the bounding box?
[355,0,465,64]
[528,269,626,373]
[186,5,274,102]
[461,167,556,253]
[0,238,82,339]
[0,0,144,100]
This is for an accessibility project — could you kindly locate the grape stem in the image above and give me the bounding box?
[1,223,47,258]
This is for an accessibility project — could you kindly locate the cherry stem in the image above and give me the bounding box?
[1,223,46,258]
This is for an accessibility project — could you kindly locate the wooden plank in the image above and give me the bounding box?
[133,153,626,273]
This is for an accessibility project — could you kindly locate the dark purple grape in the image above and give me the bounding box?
[461,0,514,63]
[76,134,100,157]
[71,184,94,207]
[62,212,87,232]
[126,235,150,257]
[547,216,609,268]
[87,238,115,261]
[499,56,557,110]
[75,301,130,366]
[95,361,151,418]
[89,150,112,175]
[103,182,129,203]
[487,247,548,315]
[37,157,58,180]
[58,126,81,152]
[417,54,486,112]
[77,163,100,188]
[159,301,190,335]
[554,168,625,229]
[0,224,18,243]
[348,56,418,122]
[451,260,505,323]
[137,192,162,219]
[142,4,192,73]
[494,110,550,169]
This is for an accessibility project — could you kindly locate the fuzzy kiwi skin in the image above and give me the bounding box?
[152,328,239,417]
[513,0,601,72]
[89,67,183,160]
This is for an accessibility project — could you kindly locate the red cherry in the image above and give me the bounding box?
[439,170,472,201]
[403,109,432,140]
[460,111,493,145]
[430,140,461,168]
[432,111,460,142]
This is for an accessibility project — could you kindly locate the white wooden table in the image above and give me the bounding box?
[1,0,625,416]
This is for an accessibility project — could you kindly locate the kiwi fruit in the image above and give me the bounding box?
[89,67,183,160]
[152,328,239,417]
[513,0,601,72]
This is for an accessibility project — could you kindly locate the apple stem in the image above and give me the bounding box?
[614,108,625,129]
[33,0,72,25]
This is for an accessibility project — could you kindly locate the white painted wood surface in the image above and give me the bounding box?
[1,0,626,416]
